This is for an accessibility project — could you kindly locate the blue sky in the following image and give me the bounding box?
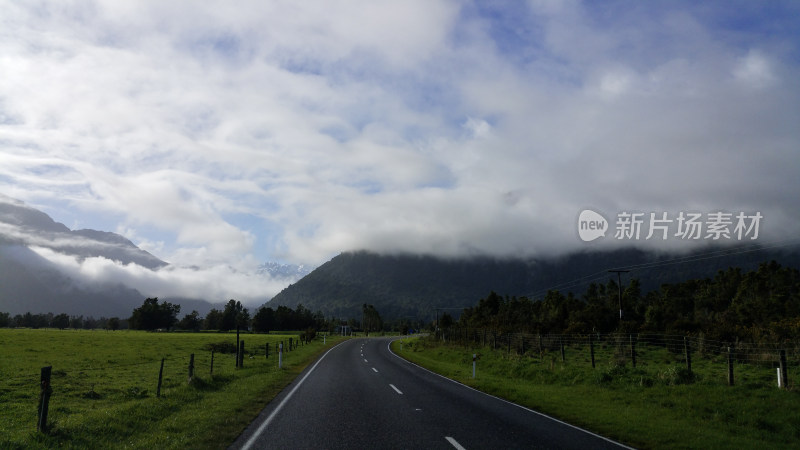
[1,0,799,304]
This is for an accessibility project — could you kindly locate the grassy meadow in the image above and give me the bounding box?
[0,328,344,449]
[392,336,800,449]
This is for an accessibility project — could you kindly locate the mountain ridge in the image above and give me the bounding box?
[267,245,800,323]
[0,195,199,316]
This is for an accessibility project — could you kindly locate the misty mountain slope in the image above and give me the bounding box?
[0,244,145,316]
[0,195,167,269]
[267,246,800,322]
[0,196,180,316]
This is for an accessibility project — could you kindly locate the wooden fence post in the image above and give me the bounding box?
[265,343,269,359]
[590,335,596,369]
[684,337,692,375]
[560,337,565,363]
[289,337,293,352]
[210,350,215,376]
[630,335,636,368]
[37,366,52,432]
[727,346,734,386]
[779,349,788,390]
[236,326,240,368]
[157,358,164,397]
[188,353,195,384]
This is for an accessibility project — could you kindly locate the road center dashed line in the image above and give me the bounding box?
[445,436,467,450]
[389,384,403,395]
[372,367,378,373]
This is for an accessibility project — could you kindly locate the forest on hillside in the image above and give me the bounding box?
[269,247,800,323]
[456,261,800,343]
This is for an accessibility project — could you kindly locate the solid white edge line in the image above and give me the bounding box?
[445,436,467,450]
[389,383,403,394]
[387,339,634,450]
[372,367,379,373]
[241,341,347,450]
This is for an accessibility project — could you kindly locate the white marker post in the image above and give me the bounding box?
[472,354,476,379]
[279,343,283,369]
[777,367,782,388]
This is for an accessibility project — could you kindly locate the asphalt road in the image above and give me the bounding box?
[230,337,632,450]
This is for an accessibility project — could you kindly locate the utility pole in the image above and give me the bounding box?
[608,270,630,321]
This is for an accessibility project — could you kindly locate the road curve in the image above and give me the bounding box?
[230,337,633,450]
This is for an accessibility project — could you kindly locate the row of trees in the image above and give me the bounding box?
[127,298,339,333]
[457,261,800,343]
[0,298,379,334]
[0,311,121,330]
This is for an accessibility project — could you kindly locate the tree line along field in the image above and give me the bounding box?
[0,328,343,449]
[394,335,800,449]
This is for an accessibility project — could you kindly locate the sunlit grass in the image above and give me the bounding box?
[393,336,800,449]
[0,328,344,449]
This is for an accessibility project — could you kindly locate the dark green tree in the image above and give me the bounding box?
[204,308,222,330]
[106,317,121,331]
[177,310,202,332]
[220,299,248,331]
[52,313,70,330]
[129,297,181,331]
[362,304,383,334]
[252,306,275,333]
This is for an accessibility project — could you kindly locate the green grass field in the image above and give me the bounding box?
[0,328,344,449]
[392,336,800,449]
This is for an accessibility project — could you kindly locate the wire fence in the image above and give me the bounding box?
[2,334,317,435]
[434,327,798,388]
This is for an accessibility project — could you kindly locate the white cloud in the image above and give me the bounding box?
[27,246,288,306]
[733,50,777,89]
[0,0,798,285]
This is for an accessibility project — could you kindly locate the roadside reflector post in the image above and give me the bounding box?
[472,354,476,379]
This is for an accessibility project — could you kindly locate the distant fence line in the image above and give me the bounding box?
[437,328,800,361]
[434,327,797,388]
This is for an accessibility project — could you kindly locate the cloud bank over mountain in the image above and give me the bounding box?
[0,195,307,311]
[1,1,798,275]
